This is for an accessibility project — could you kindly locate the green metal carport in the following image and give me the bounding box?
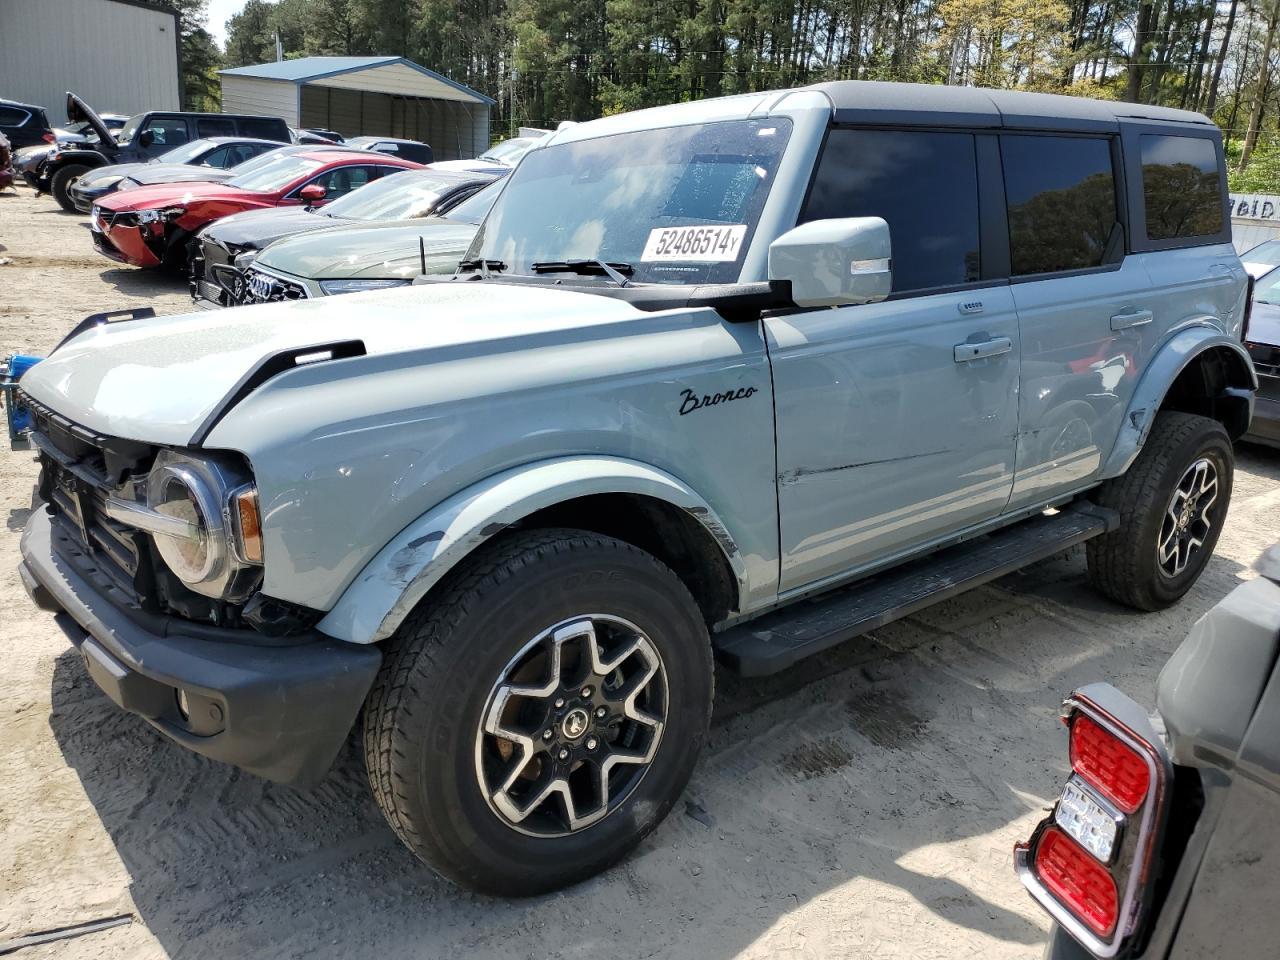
[220,56,495,160]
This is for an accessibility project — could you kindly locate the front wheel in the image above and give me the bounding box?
[363,529,713,895]
[50,163,90,213]
[1087,411,1233,610]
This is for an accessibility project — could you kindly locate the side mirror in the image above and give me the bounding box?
[138,129,154,148]
[768,217,892,308]
[299,183,327,203]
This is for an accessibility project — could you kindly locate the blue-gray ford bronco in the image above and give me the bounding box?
[13,81,1257,895]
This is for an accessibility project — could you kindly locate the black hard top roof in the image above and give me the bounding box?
[805,81,1214,133]
[0,97,47,113]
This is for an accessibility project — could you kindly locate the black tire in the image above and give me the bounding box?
[50,164,90,213]
[1087,411,1233,610]
[363,528,713,895]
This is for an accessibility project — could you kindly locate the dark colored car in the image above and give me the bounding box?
[11,114,127,186]
[294,127,344,144]
[344,135,432,164]
[39,93,291,212]
[0,131,13,192]
[0,98,53,149]
[1244,266,1280,447]
[190,167,501,305]
[91,148,421,269]
[68,137,284,213]
[1017,544,1280,960]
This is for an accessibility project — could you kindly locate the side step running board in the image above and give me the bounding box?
[715,502,1118,677]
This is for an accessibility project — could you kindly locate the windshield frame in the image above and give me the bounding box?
[465,117,794,287]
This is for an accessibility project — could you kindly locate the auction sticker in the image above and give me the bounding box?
[641,224,747,262]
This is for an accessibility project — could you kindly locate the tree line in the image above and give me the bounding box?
[154,0,1280,187]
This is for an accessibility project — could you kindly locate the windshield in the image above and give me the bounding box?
[468,118,792,285]
[479,137,536,164]
[118,114,144,144]
[1254,266,1280,304]
[1244,239,1280,266]
[157,139,216,164]
[225,153,323,192]
[445,180,503,224]
[321,170,476,220]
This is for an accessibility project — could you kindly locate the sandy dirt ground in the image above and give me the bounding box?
[1,185,1278,960]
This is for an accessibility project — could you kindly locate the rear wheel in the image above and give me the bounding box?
[1087,412,1233,610]
[363,529,713,895]
[50,163,90,213]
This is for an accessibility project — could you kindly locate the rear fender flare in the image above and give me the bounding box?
[1100,324,1256,478]
[317,456,748,644]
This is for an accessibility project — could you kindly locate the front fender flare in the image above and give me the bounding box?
[1100,325,1256,479]
[317,456,749,644]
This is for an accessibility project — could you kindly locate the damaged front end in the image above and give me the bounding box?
[91,204,187,268]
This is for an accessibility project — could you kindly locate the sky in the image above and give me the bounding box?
[206,0,255,48]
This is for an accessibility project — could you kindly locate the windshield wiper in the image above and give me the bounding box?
[456,258,508,278]
[530,259,633,287]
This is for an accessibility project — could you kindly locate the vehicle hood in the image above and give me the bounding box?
[129,164,238,186]
[80,162,151,186]
[98,181,258,212]
[256,217,478,279]
[65,92,116,151]
[20,281,650,447]
[201,206,338,249]
[1249,299,1280,348]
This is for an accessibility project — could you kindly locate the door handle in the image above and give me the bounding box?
[1110,309,1153,330]
[954,337,1013,363]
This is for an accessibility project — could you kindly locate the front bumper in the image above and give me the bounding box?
[90,216,159,267]
[1243,379,1280,448]
[70,180,117,214]
[19,506,381,786]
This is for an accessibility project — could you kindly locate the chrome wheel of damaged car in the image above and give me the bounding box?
[476,614,667,837]
[1157,457,1218,577]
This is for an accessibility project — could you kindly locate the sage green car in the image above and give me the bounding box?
[241,215,481,301]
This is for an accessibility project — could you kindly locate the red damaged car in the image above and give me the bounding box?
[90,148,422,269]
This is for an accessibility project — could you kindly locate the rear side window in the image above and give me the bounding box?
[238,117,286,141]
[197,117,236,137]
[1001,135,1118,276]
[801,129,980,293]
[0,106,31,126]
[1140,135,1223,241]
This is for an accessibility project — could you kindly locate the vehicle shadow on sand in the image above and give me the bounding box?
[98,268,188,298]
[45,525,1258,960]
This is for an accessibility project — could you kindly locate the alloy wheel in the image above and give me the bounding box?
[1157,457,1218,577]
[474,614,668,838]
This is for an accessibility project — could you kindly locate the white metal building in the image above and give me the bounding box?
[0,0,180,120]
[1230,193,1280,253]
[220,57,495,160]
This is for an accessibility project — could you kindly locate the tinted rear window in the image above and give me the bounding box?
[801,128,980,292]
[1140,135,1223,241]
[238,117,287,141]
[1001,135,1118,276]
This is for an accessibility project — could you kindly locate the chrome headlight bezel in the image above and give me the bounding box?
[104,449,263,600]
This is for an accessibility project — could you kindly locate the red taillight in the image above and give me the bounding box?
[1070,714,1150,813]
[1035,827,1119,937]
[42,131,56,144]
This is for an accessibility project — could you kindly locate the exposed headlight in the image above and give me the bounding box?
[318,278,411,296]
[103,450,263,599]
[136,206,184,225]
